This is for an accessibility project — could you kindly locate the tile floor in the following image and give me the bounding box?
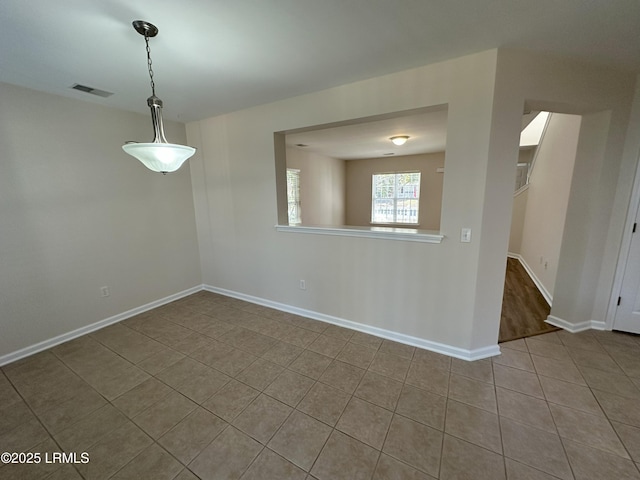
[1,291,640,479]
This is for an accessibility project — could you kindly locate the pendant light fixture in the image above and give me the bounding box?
[122,20,195,173]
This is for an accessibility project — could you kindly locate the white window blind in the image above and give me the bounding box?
[287,168,301,225]
[371,172,421,224]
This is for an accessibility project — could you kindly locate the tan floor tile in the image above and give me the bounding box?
[382,414,443,477]
[91,324,166,364]
[264,369,315,407]
[592,389,640,427]
[40,464,84,480]
[579,366,640,399]
[285,315,327,334]
[496,387,556,433]
[336,342,377,369]
[307,335,347,359]
[158,407,227,464]
[262,341,304,366]
[240,448,307,480]
[405,360,449,395]
[349,331,383,350]
[268,410,332,470]
[76,421,153,480]
[354,370,403,410]
[202,379,259,422]
[171,332,216,356]
[369,352,411,381]
[297,382,350,426]
[396,384,446,430]
[133,390,197,439]
[449,373,497,413]
[500,338,529,352]
[111,443,183,480]
[500,417,572,480]
[531,354,585,385]
[0,417,49,457]
[379,339,415,359]
[524,338,570,361]
[111,377,173,418]
[210,347,258,377]
[318,360,364,394]
[549,403,629,458]
[220,328,277,356]
[538,375,603,416]
[412,349,452,371]
[504,458,566,480]
[53,404,128,452]
[336,396,393,449]
[0,437,63,480]
[311,430,379,480]
[612,421,640,463]
[494,364,544,398]
[440,434,506,480]
[136,348,185,375]
[372,453,434,480]
[283,327,320,348]
[492,348,535,372]
[450,358,493,384]
[0,399,35,437]
[608,348,640,379]
[232,393,292,444]
[289,350,332,380]
[322,324,355,341]
[188,426,262,480]
[236,359,284,391]
[557,331,606,353]
[86,365,150,401]
[563,438,640,480]
[36,387,108,433]
[445,399,502,454]
[568,346,624,374]
[529,332,562,345]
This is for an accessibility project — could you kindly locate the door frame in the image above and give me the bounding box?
[606,151,640,330]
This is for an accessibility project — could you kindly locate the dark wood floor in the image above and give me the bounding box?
[499,257,557,343]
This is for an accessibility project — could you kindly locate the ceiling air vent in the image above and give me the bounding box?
[70,84,113,98]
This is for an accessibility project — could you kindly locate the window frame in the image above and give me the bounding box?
[286,168,302,226]
[371,171,422,226]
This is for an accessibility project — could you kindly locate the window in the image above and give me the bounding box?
[372,172,421,224]
[287,168,301,225]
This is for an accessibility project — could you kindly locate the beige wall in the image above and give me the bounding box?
[286,148,345,225]
[187,48,638,355]
[0,82,202,360]
[344,153,445,230]
[509,187,528,253]
[519,113,581,299]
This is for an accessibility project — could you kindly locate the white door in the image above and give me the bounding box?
[614,205,640,333]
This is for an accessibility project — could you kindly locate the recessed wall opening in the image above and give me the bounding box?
[274,105,448,234]
[502,109,584,342]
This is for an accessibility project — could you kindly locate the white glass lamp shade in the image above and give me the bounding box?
[122,142,195,173]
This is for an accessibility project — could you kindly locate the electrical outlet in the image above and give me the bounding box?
[299,279,306,290]
[100,286,110,297]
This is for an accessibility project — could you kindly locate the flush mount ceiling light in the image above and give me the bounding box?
[390,135,410,146]
[122,20,196,174]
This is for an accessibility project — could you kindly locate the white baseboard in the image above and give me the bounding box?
[507,253,552,306]
[545,315,608,333]
[0,286,202,367]
[204,285,500,361]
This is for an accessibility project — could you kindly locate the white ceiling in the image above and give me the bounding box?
[1,0,638,124]
[286,108,448,160]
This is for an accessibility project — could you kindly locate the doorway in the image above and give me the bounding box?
[499,112,582,342]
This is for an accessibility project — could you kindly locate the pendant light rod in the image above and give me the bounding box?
[122,20,196,173]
